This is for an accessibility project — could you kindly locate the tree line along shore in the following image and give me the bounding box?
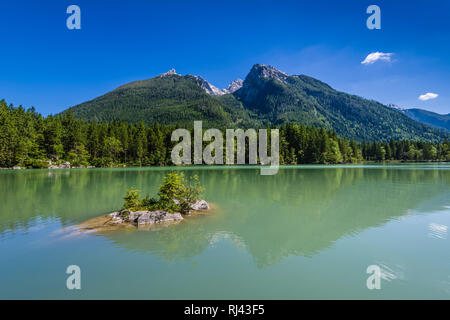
[1,100,449,169]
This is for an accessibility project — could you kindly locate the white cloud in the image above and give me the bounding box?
[418,92,438,101]
[361,52,393,65]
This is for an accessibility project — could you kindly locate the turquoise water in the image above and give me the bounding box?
[0,164,449,299]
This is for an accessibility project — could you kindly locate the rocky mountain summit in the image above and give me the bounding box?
[224,78,243,93]
[194,76,244,96]
[159,68,178,77]
[249,64,289,83]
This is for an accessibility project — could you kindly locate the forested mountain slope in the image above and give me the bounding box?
[67,73,258,129]
[234,64,448,142]
[66,64,449,142]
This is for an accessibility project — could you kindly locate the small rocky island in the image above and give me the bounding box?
[79,172,211,232]
[109,199,210,225]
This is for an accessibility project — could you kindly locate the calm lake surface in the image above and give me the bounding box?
[0,164,449,299]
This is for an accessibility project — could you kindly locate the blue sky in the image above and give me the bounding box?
[0,0,449,115]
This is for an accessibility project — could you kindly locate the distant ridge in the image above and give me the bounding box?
[388,104,449,132]
[65,65,449,142]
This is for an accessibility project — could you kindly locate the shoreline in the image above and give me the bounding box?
[1,160,449,171]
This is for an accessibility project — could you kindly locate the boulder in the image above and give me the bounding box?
[173,199,210,211]
[191,200,210,211]
[62,161,71,168]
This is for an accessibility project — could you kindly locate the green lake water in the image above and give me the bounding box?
[0,164,449,299]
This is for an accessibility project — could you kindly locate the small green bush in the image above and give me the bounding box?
[122,189,142,210]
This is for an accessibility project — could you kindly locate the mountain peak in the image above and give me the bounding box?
[249,64,289,82]
[234,64,292,114]
[224,78,243,93]
[159,68,178,77]
[193,76,243,96]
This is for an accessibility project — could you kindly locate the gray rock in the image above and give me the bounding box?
[126,211,140,223]
[48,161,71,169]
[108,209,142,223]
[108,210,184,226]
[191,200,210,211]
[173,199,210,211]
[137,211,183,225]
[108,211,126,223]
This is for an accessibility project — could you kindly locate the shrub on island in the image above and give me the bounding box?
[122,171,206,215]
